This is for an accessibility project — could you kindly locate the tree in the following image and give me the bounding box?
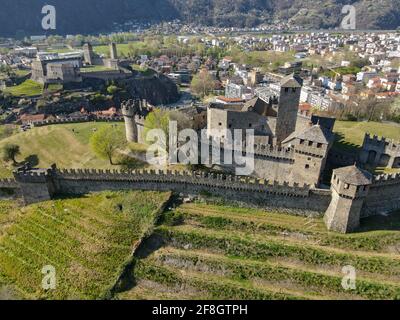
[90,126,125,165]
[191,71,216,98]
[2,144,20,165]
[106,85,119,95]
[143,109,193,152]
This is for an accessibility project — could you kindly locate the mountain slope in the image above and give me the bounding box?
[0,0,399,37]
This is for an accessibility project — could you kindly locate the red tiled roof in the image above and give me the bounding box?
[299,103,312,112]
[216,96,245,103]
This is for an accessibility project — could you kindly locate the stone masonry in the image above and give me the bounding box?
[1,164,399,233]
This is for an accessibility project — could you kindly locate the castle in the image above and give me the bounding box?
[31,42,124,84]
[31,52,83,84]
[122,74,336,187]
[1,75,399,234]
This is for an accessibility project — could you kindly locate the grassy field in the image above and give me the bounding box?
[0,122,134,179]
[3,80,44,97]
[0,122,191,179]
[0,190,171,299]
[333,121,400,152]
[118,203,400,300]
[80,65,115,73]
[93,42,146,57]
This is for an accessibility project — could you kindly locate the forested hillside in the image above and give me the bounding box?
[0,0,399,37]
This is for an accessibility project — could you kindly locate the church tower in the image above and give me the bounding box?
[122,99,139,143]
[324,165,372,233]
[275,74,302,145]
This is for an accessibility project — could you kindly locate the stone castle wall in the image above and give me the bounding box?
[0,178,19,189]
[31,116,124,127]
[362,173,400,217]
[9,167,332,213]
[5,166,400,223]
[359,134,400,168]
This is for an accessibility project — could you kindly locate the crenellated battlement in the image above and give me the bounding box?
[372,172,400,186]
[53,167,310,197]
[363,133,400,153]
[252,144,295,160]
[0,178,19,189]
[13,169,52,183]
[32,116,124,127]
[210,142,295,162]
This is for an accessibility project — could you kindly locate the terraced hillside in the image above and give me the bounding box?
[0,190,171,300]
[119,203,400,300]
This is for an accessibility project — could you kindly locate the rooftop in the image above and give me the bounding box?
[280,73,303,88]
[296,124,334,145]
[333,165,373,185]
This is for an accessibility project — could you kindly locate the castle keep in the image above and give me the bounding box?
[205,74,335,187]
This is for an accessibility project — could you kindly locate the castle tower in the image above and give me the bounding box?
[275,74,303,145]
[324,165,372,233]
[110,42,118,60]
[282,123,334,186]
[83,43,94,65]
[121,99,139,143]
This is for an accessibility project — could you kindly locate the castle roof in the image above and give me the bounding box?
[283,124,333,145]
[333,165,372,185]
[242,97,268,112]
[297,124,333,144]
[280,73,303,88]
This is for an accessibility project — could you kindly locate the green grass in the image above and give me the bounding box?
[93,42,146,57]
[0,190,171,299]
[80,65,114,73]
[3,80,44,97]
[177,203,400,252]
[233,50,296,72]
[333,120,400,152]
[122,202,400,300]
[131,64,154,76]
[333,121,400,174]
[45,84,63,92]
[0,122,129,179]
[150,247,400,300]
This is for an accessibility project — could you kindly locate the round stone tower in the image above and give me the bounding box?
[121,99,139,143]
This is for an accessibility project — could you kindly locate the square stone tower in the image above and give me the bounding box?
[324,165,372,233]
[83,43,94,65]
[275,74,303,145]
[110,42,118,60]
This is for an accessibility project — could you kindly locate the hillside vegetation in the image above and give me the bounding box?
[0,0,399,37]
[0,190,171,299]
[119,202,400,300]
